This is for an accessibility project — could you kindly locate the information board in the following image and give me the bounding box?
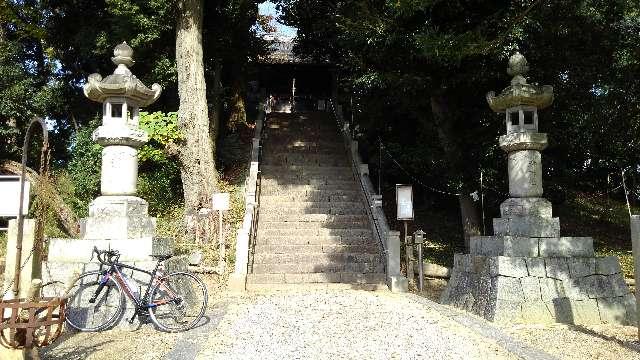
[396,184,414,220]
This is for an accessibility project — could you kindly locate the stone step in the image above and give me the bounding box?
[247,272,386,285]
[259,214,368,223]
[261,165,352,174]
[260,183,358,193]
[260,194,361,203]
[253,253,381,265]
[252,261,384,274]
[262,146,346,155]
[259,207,366,216]
[264,141,345,149]
[253,244,379,255]
[262,154,349,167]
[246,282,388,291]
[258,220,369,230]
[260,188,360,198]
[260,174,355,183]
[260,179,357,187]
[256,233,373,245]
[260,200,364,209]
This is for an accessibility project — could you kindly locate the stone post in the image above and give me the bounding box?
[387,230,408,292]
[3,219,35,299]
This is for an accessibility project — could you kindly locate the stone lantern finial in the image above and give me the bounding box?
[507,52,529,78]
[112,41,135,67]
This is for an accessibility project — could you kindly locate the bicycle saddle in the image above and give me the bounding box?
[151,254,173,261]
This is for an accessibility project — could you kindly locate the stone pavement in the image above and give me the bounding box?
[194,290,556,360]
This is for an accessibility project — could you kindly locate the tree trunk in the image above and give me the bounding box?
[429,94,481,251]
[209,61,223,160]
[176,0,218,214]
[0,160,79,237]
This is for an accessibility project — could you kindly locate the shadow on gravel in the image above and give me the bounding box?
[40,334,113,360]
[164,303,228,360]
[567,324,640,353]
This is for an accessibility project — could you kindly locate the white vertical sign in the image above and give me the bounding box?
[212,193,230,211]
[396,184,414,220]
[0,177,30,217]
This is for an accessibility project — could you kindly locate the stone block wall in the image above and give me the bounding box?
[442,253,636,325]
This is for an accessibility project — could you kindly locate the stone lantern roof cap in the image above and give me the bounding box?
[486,52,553,113]
[83,42,162,107]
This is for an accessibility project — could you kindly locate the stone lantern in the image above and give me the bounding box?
[79,42,162,242]
[441,53,636,326]
[47,43,163,263]
[486,52,557,235]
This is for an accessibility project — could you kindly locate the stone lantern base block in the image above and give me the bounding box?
[493,216,560,237]
[470,236,594,258]
[81,196,156,240]
[500,197,552,218]
[441,253,636,325]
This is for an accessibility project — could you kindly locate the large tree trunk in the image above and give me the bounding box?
[209,61,223,160]
[430,94,481,251]
[176,0,218,214]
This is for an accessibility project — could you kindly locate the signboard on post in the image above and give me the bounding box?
[0,176,30,217]
[212,193,230,211]
[396,184,414,220]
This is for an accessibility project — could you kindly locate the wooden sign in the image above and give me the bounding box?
[396,184,414,220]
[0,176,30,217]
[212,193,230,211]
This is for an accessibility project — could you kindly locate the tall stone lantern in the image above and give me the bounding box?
[441,53,636,326]
[80,42,161,242]
[47,43,162,263]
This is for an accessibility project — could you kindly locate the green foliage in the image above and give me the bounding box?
[138,111,181,162]
[66,118,102,217]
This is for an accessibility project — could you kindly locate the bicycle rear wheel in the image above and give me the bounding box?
[65,271,126,331]
[148,272,208,332]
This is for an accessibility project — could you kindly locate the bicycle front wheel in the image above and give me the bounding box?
[148,272,208,332]
[65,271,126,331]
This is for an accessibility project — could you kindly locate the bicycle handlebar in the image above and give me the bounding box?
[93,246,120,265]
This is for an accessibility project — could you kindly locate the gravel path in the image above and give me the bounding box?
[42,288,638,359]
[196,290,549,360]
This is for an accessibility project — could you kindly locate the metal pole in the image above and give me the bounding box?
[629,215,640,341]
[14,118,48,297]
[417,241,424,291]
[623,169,632,217]
[378,138,382,195]
[219,209,225,270]
[480,170,486,235]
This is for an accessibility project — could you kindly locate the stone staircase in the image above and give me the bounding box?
[247,111,386,290]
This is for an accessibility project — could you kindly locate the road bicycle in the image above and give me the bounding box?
[64,247,208,332]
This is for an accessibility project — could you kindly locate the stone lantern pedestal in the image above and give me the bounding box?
[441,53,636,325]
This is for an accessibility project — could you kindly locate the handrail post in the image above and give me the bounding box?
[14,118,48,297]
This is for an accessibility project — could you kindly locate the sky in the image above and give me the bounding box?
[258,1,297,38]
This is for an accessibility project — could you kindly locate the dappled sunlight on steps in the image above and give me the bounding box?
[247,111,385,290]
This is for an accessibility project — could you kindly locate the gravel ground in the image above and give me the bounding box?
[38,282,640,360]
[503,323,640,360]
[196,290,538,360]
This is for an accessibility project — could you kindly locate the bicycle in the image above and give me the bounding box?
[64,247,208,332]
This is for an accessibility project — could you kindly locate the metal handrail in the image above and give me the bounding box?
[328,99,388,274]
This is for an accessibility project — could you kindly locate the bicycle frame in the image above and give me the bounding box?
[93,259,178,323]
